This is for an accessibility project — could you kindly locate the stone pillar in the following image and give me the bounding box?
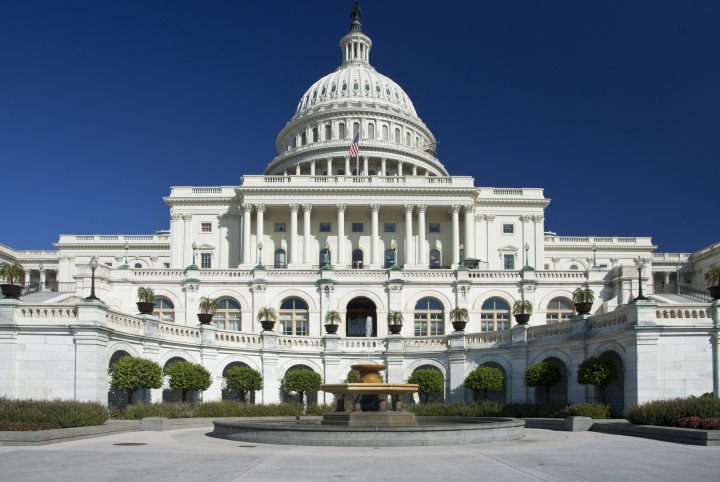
[463,205,475,259]
[0,299,19,398]
[242,204,252,266]
[485,215,495,268]
[336,204,346,268]
[170,213,183,268]
[255,204,265,264]
[182,214,193,266]
[417,204,427,268]
[260,332,280,403]
[310,160,316,176]
[451,205,461,267]
[295,164,301,175]
[533,215,544,269]
[521,215,533,266]
[344,156,350,176]
[73,301,110,403]
[363,156,369,176]
[412,164,417,176]
[303,204,312,265]
[397,160,404,176]
[510,325,529,403]
[322,348,342,405]
[712,300,719,397]
[370,204,380,267]
[326,157,332,176]
[381,158,387,176]
[289,204,299,265]
[39,268,46,291]
[403,204,414,267]
[448,332,467,403]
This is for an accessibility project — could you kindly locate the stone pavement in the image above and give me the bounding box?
[0,427,717,481]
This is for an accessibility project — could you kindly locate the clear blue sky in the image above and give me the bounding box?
[1,1,718,253]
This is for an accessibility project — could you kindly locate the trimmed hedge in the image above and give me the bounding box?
[405,401,610,419]
[115,402,334,420]
[626,395,720,427]
[0,397,109,429]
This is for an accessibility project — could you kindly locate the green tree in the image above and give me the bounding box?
[225,366,264,403]
[524,362,562,404]
[577,356,617,404]
[408,368,444,404]
[109,356,163,405]
[464,366,504,401]
[166,361,213,403]
[283,368,322,408]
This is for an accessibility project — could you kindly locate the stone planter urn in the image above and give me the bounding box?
[197,313,214,325]
[324,324,339,334]
[451,321,467,331]
[708,286,720,301]
[260,320,276,331]
[514,313,530,325]
[388,324,402,334]
[136,302,155,315]
[574,302,593,315]
[0,284,22,299]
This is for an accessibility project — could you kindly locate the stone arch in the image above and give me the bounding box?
[344,296,378,337]
[466,355,512,403]
[268,290,317,310]
[336,289,385,312]
[219,360,260,403]
[130,258,147,268]
[107,349,134,409]
[537,290,575,311]
[407,363,446,404]
[403,358,448,380]
[471,290,516,311]
[562,259,588,270]
[280,363,323,405]
[403,290,452,312]
[151,289,182,309]
[588,347,626,416]
[203,289,251,311]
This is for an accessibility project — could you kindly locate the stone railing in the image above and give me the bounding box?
[468,271,521,280]
[527,321,574,340]
[157,321,202,339]
[339,338,386,352]
[465,331,512,345]
[214,332,262,346]
[106,311,145,330]
[535,271,587,280]
[240,175,475,188]
[333,270,388,280]
[169,186,237,197]
[16,304,76,320]
[133,270,187,278]
[590,312,630,330]
[403,336,449,350]
[58,234,171,244]
[403,270,455,279]
[544,235,653,246]
[276,335,324,350]
[655,307,711,320]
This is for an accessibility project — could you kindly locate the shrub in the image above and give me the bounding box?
[577,357,617,404]
[464,366,504,401]
[114,401,334,419]
[408,369,444,404]
[109,356,163,405]
[559,403,611,419]
[225,366,263,403]
[626,395,720,427]
[283,369,322,405]
[166,361,212,403]
[524,362,562,404]
[677,417,720,430]
[0,397,109,429]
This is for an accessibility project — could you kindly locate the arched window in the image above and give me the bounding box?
[320,248,332,268]
[154,297,175,322]
[368,123,375,139]
[337,169,345,175]
[274,249,287,268]
[339,123,346,139]
[394,128,400,144]
[280,298,309,336]
[134,263,142,269]
[215,298,241,331]
[325,124,331,140]
[480,298,510,332]
[406,132,411,145]
[414,297,444,336]
[384,249,396,268]
[301,132,307,145]
[312,127,318,142]
[570,264,578,270]
[429,249,441,269]
[546,297,574,323]
[382,125,388,141]
[352,249,363,269]
[353,122,360,137]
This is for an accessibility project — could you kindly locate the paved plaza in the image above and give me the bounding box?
[0,427,718,481]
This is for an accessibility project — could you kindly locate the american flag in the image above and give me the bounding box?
[348,133,359,157]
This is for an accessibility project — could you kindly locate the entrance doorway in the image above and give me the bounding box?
[346,297,377,337]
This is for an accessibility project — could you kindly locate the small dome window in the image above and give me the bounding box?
[364,82,370,91]
[394,90,399,100]
[321,86,326,96]
[353,81,359,91]
[375,83,381,93]
[385,86,391,96]
[312,90,317,100]
[342,82,347,91]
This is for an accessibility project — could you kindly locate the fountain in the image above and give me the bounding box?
[212,362,525,446]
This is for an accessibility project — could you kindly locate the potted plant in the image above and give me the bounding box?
[387,310,404,334]
[0,262,25,299]
[257,306,278,331]
[707,266,720,300]
[449,307,469,331]
[512,299,532,325]
[324,310,341,334]
[197,296,218,324]
[572,287,595,315]
[136,287,155,314]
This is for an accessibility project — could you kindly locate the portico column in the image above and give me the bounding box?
[255,204,265,263]
[289,204,299,265]
[451,205,461,266]
[302,204,312,265]
[417,204,427,267]
[295,164,301,175]
[39,268,46,291]
[363,156,369,176]
[370,204,380,267]
[412,165,417,176]
[336,204,346,268]
[381,158,387,176]
[310,160,316,176]
[463,205,475,259]
[326,157,332,176]
[241,204,252,265]
[403,204,414,266]
[397,160,404,176]
[344,157,350,176]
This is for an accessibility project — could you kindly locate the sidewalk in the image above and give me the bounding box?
[0,427,717,481]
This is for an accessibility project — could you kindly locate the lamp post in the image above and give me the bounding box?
[524,242,530,267]
[634,257,648,301]
[258,242,264,267]
[38,262,44,292]
[85,256,99,301]
[122,242,130,268]
[592,243,597,268]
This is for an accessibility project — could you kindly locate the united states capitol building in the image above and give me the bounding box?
[1,3,718,412]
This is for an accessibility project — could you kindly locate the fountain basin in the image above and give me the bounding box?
[211,417,525,447]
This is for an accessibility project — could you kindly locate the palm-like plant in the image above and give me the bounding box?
[199,297,219,315]
[257,306,278,322]
[707,267,720,287]
[512,300,533,315]
[137,287,155,303]
[572,287,595,304]
[449,307,469,322]
[325,310,342,325]
[387,310,404,325]
[0,262,25,285]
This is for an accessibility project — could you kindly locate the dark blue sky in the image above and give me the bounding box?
[1,1,718,253]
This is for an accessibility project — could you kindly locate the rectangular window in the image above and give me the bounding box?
[502,224,514,234]
[163,262,170,268]
[201,253,211,269]
[384,222,396,233]
[319,222,331,232]
[503,254,514,270]
[544,264,550,270]
[201,222,212,233]
[352,222,363,232]
[429,223,440,233]
[599,264,608,268]
[275,222,286,232]
[105,262,112,267]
